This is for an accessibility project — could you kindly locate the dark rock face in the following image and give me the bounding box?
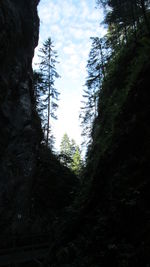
[0,0,40,233]
[46,39,150,267]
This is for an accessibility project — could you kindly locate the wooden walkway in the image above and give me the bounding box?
[0,233,50,266]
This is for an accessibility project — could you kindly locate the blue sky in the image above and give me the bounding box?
[33,0,105,152]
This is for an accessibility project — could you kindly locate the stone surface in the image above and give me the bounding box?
[0,0,40,233]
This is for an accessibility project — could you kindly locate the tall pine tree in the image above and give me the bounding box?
[80,37,106,146]
[38,37,60,147]
[33,70,45,123]
[60,133,72,167]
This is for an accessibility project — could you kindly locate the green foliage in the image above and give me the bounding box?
[82,7,150,164]
[60,133,73,167]
[71,146,83,177]
[59,133,83,177]
[97,0,150,48]
[83,26,150,199]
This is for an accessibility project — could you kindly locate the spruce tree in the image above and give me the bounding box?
[60,133,72,167]
[38,37,60,147]
[80,37,105,146]
[59,134,82,176]
[33,70,46,123]
[71,146,82,177]
[70,139,77,159]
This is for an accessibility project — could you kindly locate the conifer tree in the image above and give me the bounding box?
[97,0,150,44]
[71,146,83,177]
[59,134,82,176]
[38,37,60,147]
[70,139,77,159]
[80,37,106,145]
[33,70,46,123]
[60,133,72,167]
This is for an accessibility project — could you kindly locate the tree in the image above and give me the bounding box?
[97,0,150,45]
[33,70,45,122]
[71,146,83,177]
[59,134,83,176]
[60,133,72,167]
[38,37,60,147]
[70,139,77,159]
[80,37,106,146]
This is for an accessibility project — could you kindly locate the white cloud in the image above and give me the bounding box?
[60,1,78,19]
[69,27,85,39]
[50,25,61,34]
[80,1,89,18]
[63,44,76,55]
[39,2,61,24]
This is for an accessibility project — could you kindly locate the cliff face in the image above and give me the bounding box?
[46,38,150,266]
[0,0,40,232]
[0,0,78,235]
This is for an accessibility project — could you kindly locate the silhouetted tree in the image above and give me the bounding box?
[33,70,46,123]
[60,133,72,167]
[38,37,60,147]
[80,37,106,145]
[97,0,150,43]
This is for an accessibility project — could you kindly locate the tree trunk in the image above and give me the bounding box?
[99,40,105,79]
[46,46,51,147]
[46,84,50,147]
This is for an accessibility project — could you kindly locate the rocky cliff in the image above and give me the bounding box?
[0,0,40,233]
[46,35,150,267]
[0,0,78,237]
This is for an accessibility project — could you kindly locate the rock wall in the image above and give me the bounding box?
[45,35,150,267]
[0,0,40,233]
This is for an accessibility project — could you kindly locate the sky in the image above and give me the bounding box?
[33,0,105,152]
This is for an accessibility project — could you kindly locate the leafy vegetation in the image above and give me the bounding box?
[59,133,83,177]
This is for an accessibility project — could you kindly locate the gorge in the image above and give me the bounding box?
[0,0,150,266]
